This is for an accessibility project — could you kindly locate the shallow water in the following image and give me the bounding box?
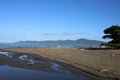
[0,51,90,80]
[0,51,13,58]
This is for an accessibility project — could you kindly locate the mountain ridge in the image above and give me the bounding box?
[16,38,104,44]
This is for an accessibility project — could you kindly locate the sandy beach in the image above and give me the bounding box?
[0,47,120,80]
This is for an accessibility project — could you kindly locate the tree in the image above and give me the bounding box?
[103,25,120,44]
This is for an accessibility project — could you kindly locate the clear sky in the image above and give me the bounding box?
[0,0,120,42]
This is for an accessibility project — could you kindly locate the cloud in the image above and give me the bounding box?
[61,32,74,35]
[61,32,83,35]
[42,32,83,36]
[43,33,55,36]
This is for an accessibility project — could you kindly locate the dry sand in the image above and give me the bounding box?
[0,47,120,80]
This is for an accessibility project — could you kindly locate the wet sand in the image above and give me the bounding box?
[0,51,90,80]
[0,48,120,80]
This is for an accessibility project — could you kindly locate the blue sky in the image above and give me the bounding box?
[0,0,120,42]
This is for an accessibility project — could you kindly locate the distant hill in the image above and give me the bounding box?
[16,38,104,45]
[0,38,105,48]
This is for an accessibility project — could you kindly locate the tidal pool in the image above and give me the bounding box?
[0,51,13,58]
[0,51,90,80]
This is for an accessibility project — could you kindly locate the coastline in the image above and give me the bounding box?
[0,47,120,80]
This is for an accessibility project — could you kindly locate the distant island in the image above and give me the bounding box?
[16,38,104,47]
[16,38,103,43]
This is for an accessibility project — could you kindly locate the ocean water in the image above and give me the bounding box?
[0,42,100,48]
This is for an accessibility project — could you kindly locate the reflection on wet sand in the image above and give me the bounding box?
[0,51,90,80]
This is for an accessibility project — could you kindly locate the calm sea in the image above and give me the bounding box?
[0,42,100,48]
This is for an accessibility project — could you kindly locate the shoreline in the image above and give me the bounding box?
[0,47,120,80]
